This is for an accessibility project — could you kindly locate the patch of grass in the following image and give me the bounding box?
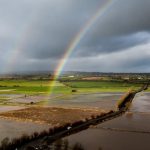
[0,79,146,95]
[64,81,141,88]
[62,81,142,92]
[0,80,71,94]
[0,80,64,87]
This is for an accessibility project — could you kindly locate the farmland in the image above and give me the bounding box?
[0,79,145,95]
[0,78,145,107]
[0,74,149,149]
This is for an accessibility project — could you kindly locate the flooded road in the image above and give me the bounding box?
[56,92,150,150]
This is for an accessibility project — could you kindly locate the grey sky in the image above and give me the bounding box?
[0,0,150,73]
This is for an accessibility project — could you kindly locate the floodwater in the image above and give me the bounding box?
[0,93,122,109]
[131,92,150,113]
[0,92,122,144]
[0,118,49,142]
[54,92,150,150]
[0,106,26,113]
[48,93,123,110]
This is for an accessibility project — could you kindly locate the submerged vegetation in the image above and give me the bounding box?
[117,90,133,109]
[0,111,112,150]
[0,107,104,125]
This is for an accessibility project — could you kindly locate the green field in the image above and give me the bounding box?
[0,79,145,95]
[62,81,143,92]
[0,80,70,94]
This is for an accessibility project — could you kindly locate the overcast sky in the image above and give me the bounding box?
[1,0,150,73]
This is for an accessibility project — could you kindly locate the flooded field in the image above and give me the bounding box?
[0,92,121,144]
[0,92,122,108]
[0,106,26,113]
[58,92,150,150]
[0,118,49,142]
[131,92,150,113]
[1,91,149,149]
[48,93,122,110]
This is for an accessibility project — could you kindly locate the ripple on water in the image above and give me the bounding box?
[58,92,150,150]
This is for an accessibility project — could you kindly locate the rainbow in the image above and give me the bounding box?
[49,0,117,93]
[3,0,117,94]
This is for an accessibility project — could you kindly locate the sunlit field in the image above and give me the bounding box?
[0,77,147,108]
[63,81,143,92]
[0,79,145,95]
[0,79,145,106]
[0,80,65,94]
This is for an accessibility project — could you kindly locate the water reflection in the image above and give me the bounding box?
[54,140,84,150]
[48,93,121,109]
[60,92,150,150]
[50,139,103,150]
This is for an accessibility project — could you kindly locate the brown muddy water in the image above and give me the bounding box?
[0,93,122,109]
[0,92,122,144]
[48,93,123,110]
[52,92,150,150]
[0,106,26,113]
[1,92,150,150]
[0,119,49,142]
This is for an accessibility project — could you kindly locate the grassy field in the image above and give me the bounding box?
[0,80,70,94]
[62,81,143,92]
[0,79,146,95]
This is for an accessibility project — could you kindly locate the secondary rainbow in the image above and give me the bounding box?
[49,0,117,92]
[4,4,45,74]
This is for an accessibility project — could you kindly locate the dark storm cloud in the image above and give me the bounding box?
[0,0,150,73]
[74,32,150,57]
[64,42,150,72]
[74,0,150,56]
[87,0,150,37]
[21,0,107,59]
[22,0,150,60]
